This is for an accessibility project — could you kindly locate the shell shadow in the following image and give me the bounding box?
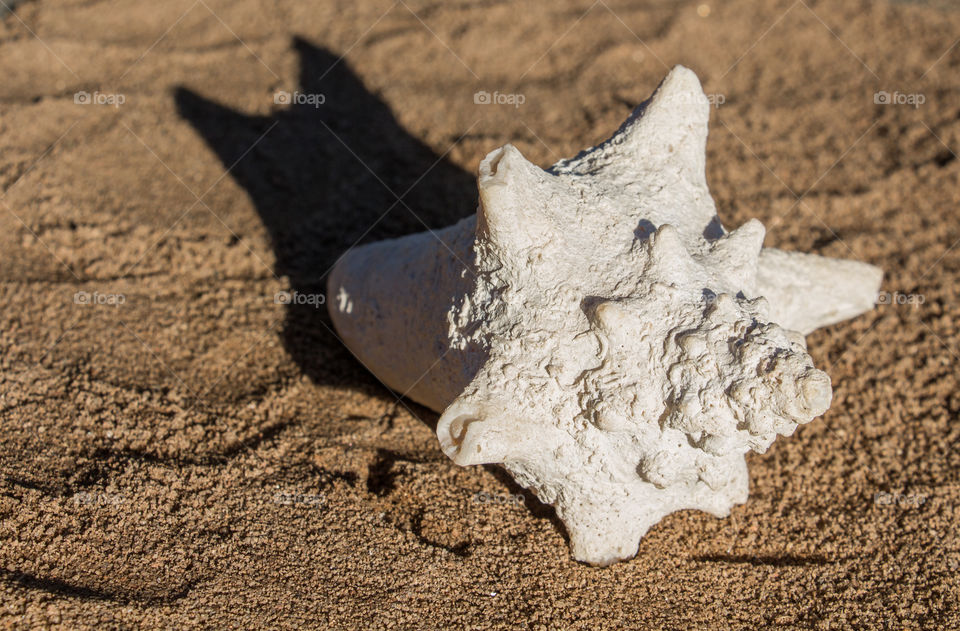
[175,39,567,547]
[173,37,476,392]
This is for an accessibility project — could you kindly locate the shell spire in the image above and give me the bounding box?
[553,65,710,185]
[615,65,710,179]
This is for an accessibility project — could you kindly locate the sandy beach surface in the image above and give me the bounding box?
[1,0,958,628]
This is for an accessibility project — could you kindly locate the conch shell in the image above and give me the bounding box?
[327,66,881,565]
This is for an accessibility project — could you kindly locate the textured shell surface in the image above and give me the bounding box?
[327,66,882,565]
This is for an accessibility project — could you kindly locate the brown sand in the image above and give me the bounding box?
[0,0,958,628]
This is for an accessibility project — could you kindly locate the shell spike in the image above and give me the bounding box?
[588,300,634,335]
[477,144,558,252]
[437,395,515,466]
[707,218,766,293]
[615,65,710,179]
[645,224,697,279]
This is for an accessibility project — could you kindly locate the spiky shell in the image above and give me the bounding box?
[327,66,881,565]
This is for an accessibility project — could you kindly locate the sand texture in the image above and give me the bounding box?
[0,0,958,628]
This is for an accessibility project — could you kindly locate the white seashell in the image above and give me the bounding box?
[327,65,882,565]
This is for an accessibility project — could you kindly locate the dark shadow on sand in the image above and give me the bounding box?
[174,37,476,394]
[175,38,567,543]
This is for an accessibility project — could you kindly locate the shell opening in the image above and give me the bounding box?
[437,409,485,465]
[448,414,478,446]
